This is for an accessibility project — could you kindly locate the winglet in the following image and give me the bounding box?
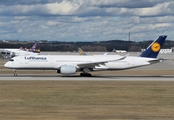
[140,36,167,58]
[103,53,108,55]
[112,54,128,61]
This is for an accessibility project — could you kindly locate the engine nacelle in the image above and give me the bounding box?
[60,65,76,74]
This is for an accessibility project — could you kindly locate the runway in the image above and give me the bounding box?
[0,74,173,81]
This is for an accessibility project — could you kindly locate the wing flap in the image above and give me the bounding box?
[77,55,127,68]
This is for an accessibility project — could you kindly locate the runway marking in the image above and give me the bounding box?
[0,75,173,81]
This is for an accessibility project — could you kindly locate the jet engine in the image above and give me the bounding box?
[58,65,76,74]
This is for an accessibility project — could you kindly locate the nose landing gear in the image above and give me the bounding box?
[13,69,17,76]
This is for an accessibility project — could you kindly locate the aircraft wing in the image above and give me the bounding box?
[76,55,127,68]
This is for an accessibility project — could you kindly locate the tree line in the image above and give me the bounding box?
[0,40,174,52]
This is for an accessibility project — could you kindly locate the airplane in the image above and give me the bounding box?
[0,43,40,58]
[4,35,167,77]
[112,49,127,53]
[28,43,40,53]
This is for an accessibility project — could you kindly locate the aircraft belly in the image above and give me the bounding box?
[105,62,129,69]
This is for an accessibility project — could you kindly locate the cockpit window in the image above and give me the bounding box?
[9,59,14,62]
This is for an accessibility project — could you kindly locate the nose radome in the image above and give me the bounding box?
[4,62,8,67]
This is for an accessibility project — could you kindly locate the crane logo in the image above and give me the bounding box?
[151,42,161,52]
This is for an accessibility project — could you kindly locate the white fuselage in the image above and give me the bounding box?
[1,49,39,57]
[114,50,127,53]
[4,55,156,72]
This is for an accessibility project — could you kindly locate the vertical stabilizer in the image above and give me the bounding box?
[31,43,37,50]
[78,48,87,55]
[140,36,167,58]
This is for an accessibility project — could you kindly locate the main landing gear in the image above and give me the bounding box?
[80,73,92,77]
[80,68,92,77]
[13,69,17,76]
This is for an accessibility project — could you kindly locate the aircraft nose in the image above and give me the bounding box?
[4,62,9,68]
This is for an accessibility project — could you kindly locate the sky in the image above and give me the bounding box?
[0,0,174,42]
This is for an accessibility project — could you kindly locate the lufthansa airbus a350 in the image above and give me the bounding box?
[4,36,167,76]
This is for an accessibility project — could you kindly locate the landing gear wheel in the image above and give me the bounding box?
[80,73,84,76]
[80,73,92,77]
[14,73,17,76]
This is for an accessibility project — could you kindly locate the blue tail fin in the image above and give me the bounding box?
[140,35,167,58]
